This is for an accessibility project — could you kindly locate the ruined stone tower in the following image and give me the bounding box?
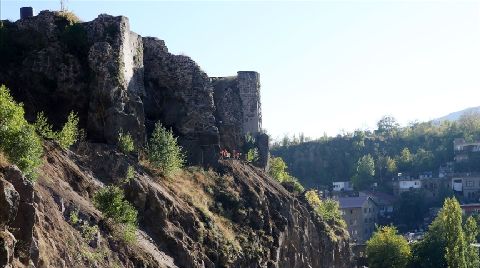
[237,71,262,135]
[212,71,269,168]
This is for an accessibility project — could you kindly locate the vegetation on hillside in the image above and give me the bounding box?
[268,156,304,194]
[272,114,480,189]
[368,197,479,268]
[0,85,42,180]
[147,122,184,176]
[93,185,138,243]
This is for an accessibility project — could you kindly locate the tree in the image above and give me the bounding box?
[397,148,412,171]
[376,116,400,137]
[394,190,428,231]
[366,226,411,268]
[117,131,135,154]
[269,157,289,182]
[443,198,467,268]
[464,216,479,268]
[386,156,397,176]
[56,111,79,149]
[0,85,42,180]
[147,122,184,176]
[351,154,375,190]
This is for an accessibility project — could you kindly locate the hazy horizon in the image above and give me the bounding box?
[2,1,480,140]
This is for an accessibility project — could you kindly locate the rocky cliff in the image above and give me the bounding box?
[0,10,351,268]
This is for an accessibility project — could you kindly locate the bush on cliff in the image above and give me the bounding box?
[118,131,135,154]
[93,185,138,243]
[268,156,304,194]
[147,122,184,176]
[56,111,79,149]
[34,112,56,139]
[34,111,79,149]
[0,85,42,180]
[305,190,345,227]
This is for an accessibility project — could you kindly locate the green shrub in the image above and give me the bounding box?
[282,176,305,193]
[304,190,345,227]
[123,165,135,184]
[246,148,259,163]
[69,210,80,225]
[0,85,42,180]
[34,112,56,139]
[57,111,79,149]
[147,122,184,176]
[93,185,138,243]
[118,131,135,154]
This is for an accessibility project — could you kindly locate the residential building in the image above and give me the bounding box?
[359,191,396,219]
[451,174,480,201]
[454,138,480,162]
[333,181,353,192]
[439,162,454,178]
[460,203,480,216]
[393,179,421,196]
[338,196,378,243]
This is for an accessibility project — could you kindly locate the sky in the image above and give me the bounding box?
[2,1,480,140]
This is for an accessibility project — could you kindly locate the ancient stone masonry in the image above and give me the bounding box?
[84,14,145,146]
[142,37,220,167]
[0,10,267,167]
[212,72,269,169]
[0,11,146,146]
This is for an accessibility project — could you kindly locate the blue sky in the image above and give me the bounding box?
[2,1,480,140]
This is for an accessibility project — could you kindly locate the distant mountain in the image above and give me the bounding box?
[433,106,480,123]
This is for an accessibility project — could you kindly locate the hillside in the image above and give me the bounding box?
[0,10,350,268]
[433,106,480,123]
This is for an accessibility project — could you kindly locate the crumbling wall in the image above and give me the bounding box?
[142,37,220,167]
[212,72,268,169]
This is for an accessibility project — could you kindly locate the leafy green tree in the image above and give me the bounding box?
[147,122,184,176]
[351,154,375,190]
[0,85,42,180]
[34,112,56,139]
[57,111,79,149]
[117,131,135,154]
[268,157,289,182]
[304,190,345,227]
[246,148,259,163]
[442,198,467,268]
[397,147,412,171]
[394,190,428,231]
[410,215,447,268]
[386,156,397,176]
[93,185,138,243]
[366,226,411,268]
[464,216,480,268]
[376,116,400,137]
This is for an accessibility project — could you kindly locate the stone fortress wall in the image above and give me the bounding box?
[1,10,269,168]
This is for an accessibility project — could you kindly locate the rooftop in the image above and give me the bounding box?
[338,196,370,209]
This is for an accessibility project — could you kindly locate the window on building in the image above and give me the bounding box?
[467,180,474,187]
[350,210,353,214]
[364,208,367,213]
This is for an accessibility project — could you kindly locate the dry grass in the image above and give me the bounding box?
[0,151,10,168]
[56,11,82,24]
[165,167,241,250]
